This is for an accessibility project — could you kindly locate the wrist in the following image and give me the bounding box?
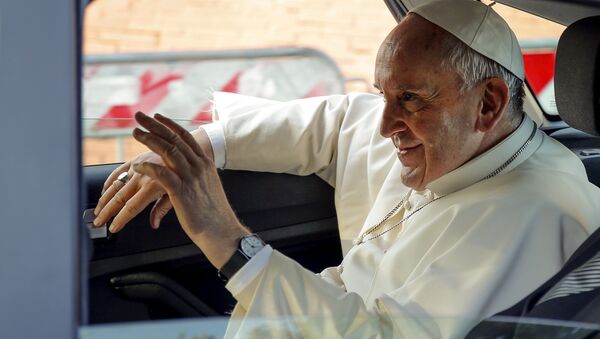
[218,233,267,282]
[191,127,215,162]
[192,224,250,269]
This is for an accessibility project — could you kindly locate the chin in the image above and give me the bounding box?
[400,171,425,191]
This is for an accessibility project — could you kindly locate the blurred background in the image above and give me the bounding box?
[82,0,564,165]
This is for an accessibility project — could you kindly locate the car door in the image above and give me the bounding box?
[86,165,342,322]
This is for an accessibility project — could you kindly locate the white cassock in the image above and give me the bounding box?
[200,92,600,338]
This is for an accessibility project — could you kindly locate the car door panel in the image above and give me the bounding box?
[85,164,342,324]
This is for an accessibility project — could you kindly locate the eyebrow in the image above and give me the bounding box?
[373,83,440,100]
[373,83,417,93]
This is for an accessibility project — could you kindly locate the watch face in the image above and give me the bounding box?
[240,235,265,257]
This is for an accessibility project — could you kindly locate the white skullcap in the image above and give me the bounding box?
[410,0,525,80]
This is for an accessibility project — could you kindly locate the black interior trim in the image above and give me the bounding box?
[110,272,220,317]
[384,0,407,22]
[85,165,337,260]
[90,218,338,278]
[86,164,343,323]
[496,0,600,26]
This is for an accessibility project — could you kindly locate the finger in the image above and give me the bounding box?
[133,128,192,178]
[133,162,180,196]
[154,113,207,160]
[150,195,173,229]
[101,162,130,196]
[109,182,165,233]
[134,112,199,166]
[95,177,125,218]
[94,175,140,227]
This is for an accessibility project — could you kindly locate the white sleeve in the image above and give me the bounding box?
[224,250,396,339]
[222,190,598,339]
[210,91,384,186]
[199,122,226,169]
[225,245,274,295]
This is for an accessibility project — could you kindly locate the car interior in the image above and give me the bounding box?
[550,15,600,187]
[83,0,600,336]
[466,14,600,336]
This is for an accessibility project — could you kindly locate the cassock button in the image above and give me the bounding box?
[403,200,412,211]
[426,190,434,200]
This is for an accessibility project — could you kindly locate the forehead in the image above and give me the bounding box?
[375,15,454,90]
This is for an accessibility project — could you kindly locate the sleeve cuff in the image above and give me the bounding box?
[200,122,226,168]
[225,245,274,295]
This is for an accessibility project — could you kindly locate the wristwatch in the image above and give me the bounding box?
[218,233,266,282]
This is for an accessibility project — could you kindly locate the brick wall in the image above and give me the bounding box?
[84,1,564,82]
[85,0,398,87]
[83,0,565,165]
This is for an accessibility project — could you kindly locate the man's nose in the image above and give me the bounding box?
[379,105,408,138]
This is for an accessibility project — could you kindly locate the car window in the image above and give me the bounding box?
[79,315,600,338]
[82,0,397,165]
[491,2,565,118]
[83,1,567,166]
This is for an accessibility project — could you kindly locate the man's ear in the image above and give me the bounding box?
[475,77,509,132]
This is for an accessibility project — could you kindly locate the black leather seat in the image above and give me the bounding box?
[548,15,600,187]
[465,15,600,338]
[550,129,600,186]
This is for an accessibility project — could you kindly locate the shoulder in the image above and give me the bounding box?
[450,160,600,235]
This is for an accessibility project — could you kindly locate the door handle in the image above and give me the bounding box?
[83,208,108,239]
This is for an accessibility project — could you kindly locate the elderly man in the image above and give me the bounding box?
[94,0,600,337]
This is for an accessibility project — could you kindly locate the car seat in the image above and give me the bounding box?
[465,15,600,338]
[549,14,600,187]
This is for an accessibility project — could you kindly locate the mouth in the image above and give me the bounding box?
[396,144,422,155]
[395,143,423,165]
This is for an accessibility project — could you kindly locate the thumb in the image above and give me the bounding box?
[150,195,173,229]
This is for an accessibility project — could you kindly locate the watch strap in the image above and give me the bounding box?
[218,234,266,283]
[218,248,251,282]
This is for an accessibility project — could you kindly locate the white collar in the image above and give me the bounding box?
[426,115,543,196]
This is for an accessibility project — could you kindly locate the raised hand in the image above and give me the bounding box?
[131,112,248,268]
[93,114,215,233]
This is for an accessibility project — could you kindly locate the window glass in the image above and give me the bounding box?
[491,2,566,117]
[82,0,397,165]
[83,1,568,166]
[79,315,600,337]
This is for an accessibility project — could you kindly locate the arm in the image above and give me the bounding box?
[223,228,584,338]
[93,92,378,231]
[211,92,348,183]
[223,174,599,338]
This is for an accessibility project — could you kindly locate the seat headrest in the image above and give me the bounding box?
[555,16,600,136]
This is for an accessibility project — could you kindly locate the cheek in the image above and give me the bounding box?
[431,115,479,169]
[421,115,463,165]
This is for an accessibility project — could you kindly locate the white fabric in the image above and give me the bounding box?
[200,121,226,168]
[208,92,600,338]
[226,245,274,295]
[212,92,403,253]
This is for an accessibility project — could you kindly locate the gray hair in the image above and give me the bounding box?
[440,36,525,119]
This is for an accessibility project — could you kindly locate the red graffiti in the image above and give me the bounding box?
[94,70,183,129]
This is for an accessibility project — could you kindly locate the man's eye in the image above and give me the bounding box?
[401,93,416,101]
